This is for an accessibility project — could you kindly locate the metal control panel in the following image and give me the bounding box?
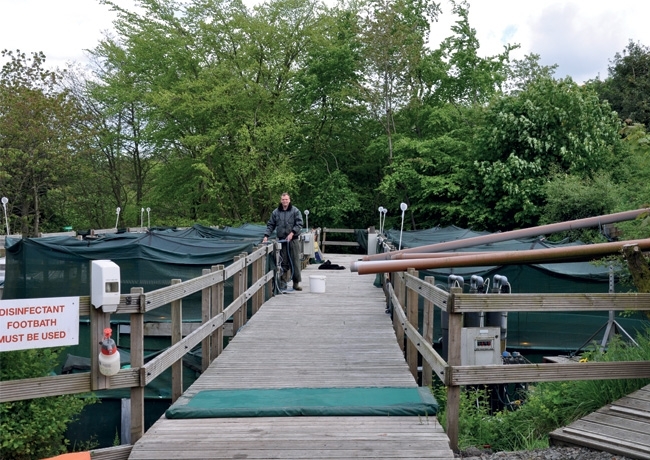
[460,327,501,366]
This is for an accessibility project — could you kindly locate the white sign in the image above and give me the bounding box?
[0,297,80,351]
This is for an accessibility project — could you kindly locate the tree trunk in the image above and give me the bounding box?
[622,244,650,320]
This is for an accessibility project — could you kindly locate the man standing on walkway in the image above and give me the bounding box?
[262,193,304,291]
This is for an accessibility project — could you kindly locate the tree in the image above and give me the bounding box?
[359,0,441,162]
[0,50,82,235]
[95,0,326,225]
[435,0,515,106]
[463,77,623,231]
[377,103,475,229]
[375,0,515,229]
[607,122,650,240]
[503,53,557,95]
[594,41,650,129]
[539,173,617,242]
[290,4,378,228]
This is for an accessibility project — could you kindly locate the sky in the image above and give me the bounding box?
[1,0,649,84]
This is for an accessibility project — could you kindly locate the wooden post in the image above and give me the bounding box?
[422,276,435,387]
[232,255,243,336]
[171,279,182,403]
[240,253,249,326]
[252,247,263,315]
[406,268,419,380]
[90,306,111,391]
[212,265,225,358]
[264,245,273,301]
[129,287,145,443]
[201,268,211,372]
[121,398,131,445]
[394,272,405,353]
[446,287,462,453]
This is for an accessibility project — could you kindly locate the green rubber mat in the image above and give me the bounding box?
[165,387,438,419]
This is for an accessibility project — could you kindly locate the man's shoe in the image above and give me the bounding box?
[293,283,302,291]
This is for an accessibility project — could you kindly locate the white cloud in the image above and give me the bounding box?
[431,0,650,83]
[1,0,650,83]
[0,0,123,70]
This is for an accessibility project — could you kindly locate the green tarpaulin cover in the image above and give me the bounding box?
[165,387,438,418]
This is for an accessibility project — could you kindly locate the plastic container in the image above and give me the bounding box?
[309,275,326,293]
[98,328,120,376]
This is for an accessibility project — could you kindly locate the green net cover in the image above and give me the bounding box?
[2,224,268,321]
[383,226,650,351]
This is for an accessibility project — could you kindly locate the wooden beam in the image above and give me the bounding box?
[129,287,145,443]
[422,276,435,388]
[171,279,183,403]
[406,268,419,380]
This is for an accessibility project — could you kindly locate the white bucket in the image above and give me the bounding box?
[309,275,326,293]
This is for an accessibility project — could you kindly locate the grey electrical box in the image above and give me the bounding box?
[460,327,501,366]
[302,232,314,258]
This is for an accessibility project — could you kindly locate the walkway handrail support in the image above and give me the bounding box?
[0,243,276,458]
[361,208,650,262]
[386,261,650,452]
[351,238,650,274]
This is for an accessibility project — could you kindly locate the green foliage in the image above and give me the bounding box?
[0,50,83,236]
[504,53,558,95]
[306,169,360,228]
[593,40,650,129]
[436,1,515,106]
[359,0,442,162]
[0,349,97,459]
[540,173,617,242]
[434,384,548,452]
[3,2,649,236]
[463,76,623,231]
[377,104,473,228]
[433,330,650,453]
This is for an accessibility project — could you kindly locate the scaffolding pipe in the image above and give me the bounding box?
[364,208,650,262]
[350,239,650,275]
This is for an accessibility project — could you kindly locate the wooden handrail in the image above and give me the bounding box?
[386,269,650,452]
[0,243,276,452]
[320,227,362,252]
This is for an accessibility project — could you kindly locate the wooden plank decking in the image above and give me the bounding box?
[550,383,650,460]
[128,254,454,459]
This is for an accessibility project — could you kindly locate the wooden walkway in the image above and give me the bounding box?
[550,383,650,459]
[128,254,454,459]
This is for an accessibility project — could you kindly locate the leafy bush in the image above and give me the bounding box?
[433,329,650,452]
[0,348,97,460]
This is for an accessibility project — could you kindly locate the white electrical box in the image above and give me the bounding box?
[460,327,501,366]
[91,260,121,313]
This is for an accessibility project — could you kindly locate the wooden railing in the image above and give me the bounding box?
[382,262,650,452]
[0,243,276,460]
[5,234,650,457]
[320,227,361,252]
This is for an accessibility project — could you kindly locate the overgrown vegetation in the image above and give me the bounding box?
[0,348,97,460]
[433,331,650,452]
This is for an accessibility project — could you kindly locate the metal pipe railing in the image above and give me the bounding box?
[351,238,650,275]
[361,208,650,262]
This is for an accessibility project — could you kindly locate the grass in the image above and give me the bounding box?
[432,328,650,452]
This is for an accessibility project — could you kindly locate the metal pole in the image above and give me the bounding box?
[1,197,9,235]
[362,208,650,261]
[351,238,650,274]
